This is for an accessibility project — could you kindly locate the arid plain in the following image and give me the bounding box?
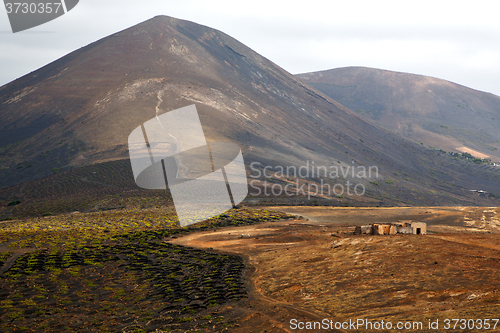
[171,206,500,332]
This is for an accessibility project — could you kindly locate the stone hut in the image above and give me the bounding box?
[354,222,426,235]
[407,222,426,235]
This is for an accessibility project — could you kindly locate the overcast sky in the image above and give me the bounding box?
[1,0,500,96]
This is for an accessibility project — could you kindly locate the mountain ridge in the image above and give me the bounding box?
[1,16,499,207]
[297,66,500,161]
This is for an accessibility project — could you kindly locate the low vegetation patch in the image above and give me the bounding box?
[0,207,293,332]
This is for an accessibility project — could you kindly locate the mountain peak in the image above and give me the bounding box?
[119,15,189,33]
[0,16,354,189]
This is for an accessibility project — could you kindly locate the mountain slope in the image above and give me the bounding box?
[0,16,370,186]
[297,67,500,161]
[0,16,499,207]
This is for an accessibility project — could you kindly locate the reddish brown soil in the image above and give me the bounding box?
[171,206,500,332]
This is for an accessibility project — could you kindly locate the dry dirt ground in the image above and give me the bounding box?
[170,206,500,332]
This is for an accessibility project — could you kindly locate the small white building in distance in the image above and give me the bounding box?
[354,221,426,235]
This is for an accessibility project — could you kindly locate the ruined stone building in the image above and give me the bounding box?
[354,221,427,235]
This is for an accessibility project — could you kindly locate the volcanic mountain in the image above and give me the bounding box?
[297,67,500,161]
[1,16,499,207]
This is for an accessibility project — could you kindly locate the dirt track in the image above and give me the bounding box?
[170,206,500,332]
[170,220,347,332]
